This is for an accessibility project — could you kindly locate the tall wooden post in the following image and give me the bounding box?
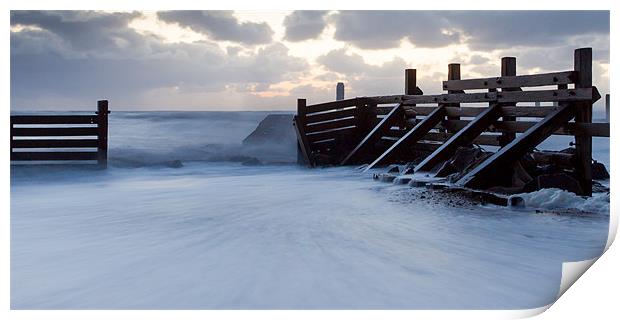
[447,64,461,130]
[97,100,109,168]
[405,69,417,129]
[296,98,309,165]
[574,48,593,196]
[500,57,517,146]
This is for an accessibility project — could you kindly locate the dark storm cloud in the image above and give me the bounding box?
[11,11,145,54]
[330,10,609,50]
[332,11,459,49]
[283,11,329,41]
[157,11,273,45]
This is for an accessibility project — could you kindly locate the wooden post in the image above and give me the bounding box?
[574,48,593,196]
[295,98,311,165]
[447,63,461,131]
[405,69,417,95]
[405,69,417,129]
[97,100,109,168]
[500,57,517,146]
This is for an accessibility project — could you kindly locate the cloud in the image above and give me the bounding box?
[331,11,459,49]
[157,10,273,45]
[11,11,147,57]
[283,11,329,41]
[329,10,609,50]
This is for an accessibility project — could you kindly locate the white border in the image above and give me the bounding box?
[3,1,616,319]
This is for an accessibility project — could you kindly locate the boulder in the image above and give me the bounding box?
[592,161,609,180]
[537,173,583,195]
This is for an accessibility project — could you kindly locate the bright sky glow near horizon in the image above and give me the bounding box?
[10,10,610,112]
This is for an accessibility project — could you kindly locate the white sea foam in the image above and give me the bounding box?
[510,188,610,214]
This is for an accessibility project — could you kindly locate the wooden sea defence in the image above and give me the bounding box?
[10,100,110,167]
[294,48,609,196]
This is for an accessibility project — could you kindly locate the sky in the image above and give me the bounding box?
[9,10,610,112]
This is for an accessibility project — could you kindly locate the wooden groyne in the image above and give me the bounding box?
[10,100,110,167]
[294,48,609,196]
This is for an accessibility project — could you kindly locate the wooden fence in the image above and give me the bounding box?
[294,48,608,196]
[10,100,110,167]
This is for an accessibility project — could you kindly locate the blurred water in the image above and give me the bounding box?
[10,112,610,309]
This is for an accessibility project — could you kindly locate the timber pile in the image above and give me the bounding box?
[294,48,609,197]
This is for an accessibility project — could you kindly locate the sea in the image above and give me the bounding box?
[10,111,611,309]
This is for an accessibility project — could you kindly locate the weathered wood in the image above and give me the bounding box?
[11,127,99,136]
[402,106,557,118]
[441,119,609,137]
[415,104,503,173]
[457,104,577,190]
[11,139,99,148]
[10,115,98,125]
[306,127,357,143]
[11,151,99,161]
[420,132,502,146]
[97,100,109,168]
[573,48,593,196]
[446,64,462,128]
[340,104,403,165]
[305,117,357,134]
[442,70,576,91]
[500,57,518,146]
[305,98,360,114]
[370,88,596,105]
[365,106,447,171]
[295,99,312,166]
[305,108,357,124]
[405,69,417,95]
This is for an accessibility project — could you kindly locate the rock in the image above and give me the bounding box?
[592,181,610,193]
[377,173,397,183]
[537,173,583,195]
[394,176,412,185]
[436,146,489,177]
[408,180,427,188]
[592,161,609,180]
[386,164,401,174]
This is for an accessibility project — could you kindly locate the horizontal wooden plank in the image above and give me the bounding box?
[307,127,357,143]
[442,71,576,91]
[441,120,609,137]
[306,118,358,134]
[305,108,357,124]
[11,127,99,137]
[368,88,596,105]
[11,139,99,148]
[11,151,99,161]
[11,115,98,125]
[404,106,557,118]
[305,98,361,114]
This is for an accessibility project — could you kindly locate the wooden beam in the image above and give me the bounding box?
[500,57,518,146]
[442,70,576,91]
[365,106,446,171]
[397,105,557,118]
[305,117,357,133]
[440,119,609,137]
[305,108,357,124]
[11,139,99,148]
[10,115,98,125]
[447,63,462,131]
[369,87,596,105]
[456,104,576,190]
[340,104,403,165]
[305,98,361,114]
[11,151,99,161]
[295,99,312,167]
[11,127,99,136]
[307,127,357,143]
[573,47,593,196]
[415,104,503,173]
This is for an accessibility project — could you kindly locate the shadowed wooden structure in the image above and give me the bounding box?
[10,100,110,168]
[294,48,608,196]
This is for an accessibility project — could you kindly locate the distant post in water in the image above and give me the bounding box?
[97,100,109,168]
[336,82,345,101]
[606,94,610,122]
